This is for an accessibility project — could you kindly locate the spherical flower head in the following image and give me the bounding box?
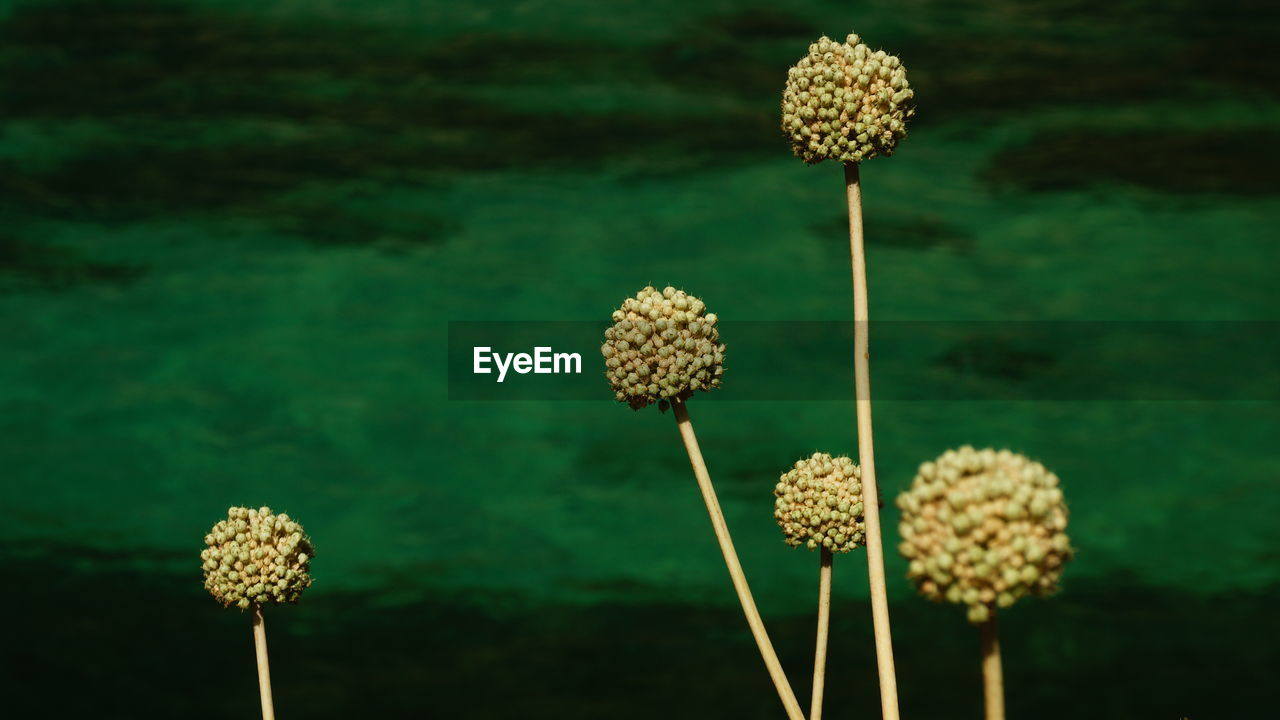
[781,33,914,165]
[201,506,314,610]
[601,285,725,411]
[896,446,1072,623]
[774,452,867,553]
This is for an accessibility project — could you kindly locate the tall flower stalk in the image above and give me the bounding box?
[781,33,915,720]
[202,506,315,720]
[603,286,805,720]
[773,453,867,720]
[896,446,1073,720]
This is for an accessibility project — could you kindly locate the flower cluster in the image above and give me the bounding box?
[781,33,914,164]
[897,447,1071,623]
[774,452,867,553]
[601,286,725,410]
[201,506,314,610]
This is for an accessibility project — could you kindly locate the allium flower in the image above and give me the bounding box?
[774,452,867,553]
[781,33,914,165]
[897,447,1071,623]
[601,286,725,410]
[201,506,314,610]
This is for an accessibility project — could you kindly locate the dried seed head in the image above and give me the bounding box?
[781,33,914,165]
[601,285,725,410]
[774,452,867,553]
[896,446,1072,623]
[201,506,314,610]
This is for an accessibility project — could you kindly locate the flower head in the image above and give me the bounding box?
[781,33,914,165]
[774,452,866,553]
[201,506,314,610]
[897,446,1071,623]
[601,286,725,410]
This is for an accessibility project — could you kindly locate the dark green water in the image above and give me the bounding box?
[2,0,1277,716]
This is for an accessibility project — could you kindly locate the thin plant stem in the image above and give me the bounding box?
[981,615,1006,720]
[810,547,833,720]
[252,604,276,720]
[671,399,806,720]
[844,161,901,720]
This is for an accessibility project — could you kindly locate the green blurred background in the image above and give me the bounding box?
[2,0,1277,716]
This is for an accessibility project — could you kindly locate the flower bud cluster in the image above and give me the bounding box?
[897,447,1071,623]
[201,506,314,610]
[601,286,725,410]
[781,33,914,165]
[774,452,866,553]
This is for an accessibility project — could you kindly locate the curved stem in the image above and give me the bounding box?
[252,604,276,720]
[981,615,1005,720]
[810,548,833,720]
[671,399,805,720]
[845,161,901,720]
